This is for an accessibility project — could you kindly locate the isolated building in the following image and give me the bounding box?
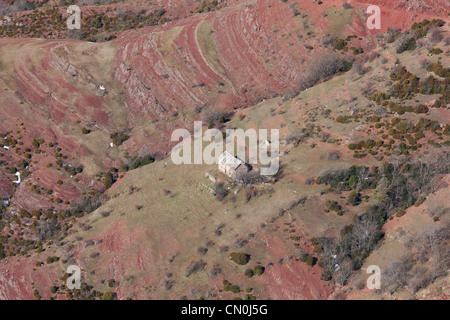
[218,151,249,179]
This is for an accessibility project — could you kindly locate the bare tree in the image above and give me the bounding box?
[298,52,352,89]
[235,170,265,185]
[427,27,443,43]
[407,266,431,293]
[327,151,341,161]
[335,260,352,286]
[383,255,414,293]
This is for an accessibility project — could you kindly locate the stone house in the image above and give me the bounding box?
[218,151,249,179]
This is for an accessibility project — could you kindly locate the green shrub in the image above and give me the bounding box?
[335,115,349,123]
[348,191,361,206]
[253,265,265,276]
[321,270,332,281]
[326,200,342,212]
[428,48,443,55]
[427,61,449,78]
[350,47,363,55]
[102,291,115,300]
[244,269,254,278]
[103,173,114,189]
[414,196,426,207]
[223,280,241,293]
[334,38,347,50]
[229,252,250,265]
[110,132,130,146]
[305,254,316,266]
[395,210,406,217]
[396,37,415,53]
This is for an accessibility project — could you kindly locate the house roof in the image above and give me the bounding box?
[218,151,244,170]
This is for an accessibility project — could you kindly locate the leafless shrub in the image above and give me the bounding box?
[361,80,375,96]
[342,3,352,9]
[213,182,228,201]
[374,107,386,116]
[285,132,303,146]
[368,51,380,61]
[253,95,265,105]
[429,243,450,279]
[352,60,367,75]
[414,39,427,49]
[333,292,347,300]
[407,266,432,293]
[287,196,307,210]
[84,239,95,247]
[0,2,12,15]
[327,151,341,161]
[235,170,265,185]
[185,260,207,277]
[168,254,177,264]
[214,223,226,237]
[427,28,443,43]
[197,247,208,256]
[282,88,298,101]
[190,289,200,297]
[322,34,338,47]
[444,36,450,46]
[163,279,175,291]
[201,105,230,127]
[204,240,215,248]
[335,261,352,286]
[395,33,416,53]
[35,219,60,241]
[100,211,111,218]
[4,0,36,13]
[426,205,449,219]
[234,238,248,248]
[319,131,331,141]
[419,59,431,69]
[244,189,253,203]
[209,265,222,277]
[128,185,138,195]
[353,277,367,290]
[66,29,85,41]
[217,245,229,253]
[193,105,203,114]
[71,194,107,216]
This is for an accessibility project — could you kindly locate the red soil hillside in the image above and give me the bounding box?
[114,0,450,124]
